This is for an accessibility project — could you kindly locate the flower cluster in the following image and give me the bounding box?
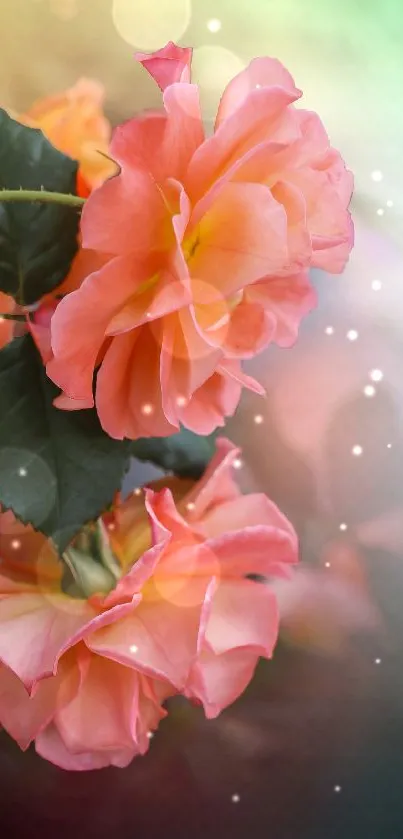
[0,440,297,770]
[0,41,353,770]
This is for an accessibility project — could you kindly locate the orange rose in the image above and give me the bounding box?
[19,78,116,192]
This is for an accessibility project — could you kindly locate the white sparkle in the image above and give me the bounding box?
[386,199,394,208]
[255,83,262,88]
[176,395,187,407]
[141,403,154,416]
[364,384,376,398]
[377,208,385,216]
[129,644,138,654]
[0,316,4,323]
[347,329,359,342]
[254,414,264,425]
[233,458,243,470]
[147,731,154,739]
[146,312,152,319]
[387,443,392,449]
[186,502,195,511]
[325,561,331,568]
[339,523,348,531]
[107,522,116,531]
[374,657,382,665]
[11,539,21,550]
[231,794,240,803]
[18,467,27,477]
[370,368,383,382]
[334,785,342,793]
[134,488,142,496]
[207,17,221,32]
[325,326,334,335]
[371,280,382,291]
[352,445,363,457]
[371,170,383,182]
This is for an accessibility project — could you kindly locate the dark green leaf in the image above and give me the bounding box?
[131,428,217,479]
[0,109,79,304]
[0,335,131,553]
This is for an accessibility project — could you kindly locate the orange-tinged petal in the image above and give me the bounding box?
[49,255,153,402]
[80,165,171,256]
[20,78,115,190]
[96,326,179,439]
[188,182,288,298]
[87,585,211,689]
[186,84,301,202]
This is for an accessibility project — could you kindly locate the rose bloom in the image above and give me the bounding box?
[0,439,297,770]
[47,42,353,439]
[17,78,116,194]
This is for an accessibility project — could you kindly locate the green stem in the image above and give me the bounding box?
[0,189,85,208]
[0,313,26,321]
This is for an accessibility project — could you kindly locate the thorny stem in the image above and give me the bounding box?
[0,189,85,208]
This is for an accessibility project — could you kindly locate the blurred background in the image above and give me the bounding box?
[1,0,403,836]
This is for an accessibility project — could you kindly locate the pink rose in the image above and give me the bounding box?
[0,439,297,769]
[47,44,353,440]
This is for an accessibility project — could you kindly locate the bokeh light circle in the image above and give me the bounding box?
[112,0,191,50]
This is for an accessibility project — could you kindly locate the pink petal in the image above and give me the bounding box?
[246,271,317,348]
[135,42,192,90]
[36,722,134,770]
[53,394,95,411]
[110,86,204,186]
[0,593,94,690]
[28,301,57,364]
[185,437,240,521]
[178,370,242,434]
[161,84,204,182]
[215,56,301,128]
[146,487,191,542]
[197,295,276,358]
[205,579,279,656]
[284,168,353,273]
[55,654,141,755]
[186,647,260,719]
[271,180,312,273]
[199,491,298,548]
[0,664,61,750]
[218,359,265,395]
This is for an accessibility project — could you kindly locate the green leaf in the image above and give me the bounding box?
[131,428,218,479]
[0,335,131,553]
[0,109,79,304]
